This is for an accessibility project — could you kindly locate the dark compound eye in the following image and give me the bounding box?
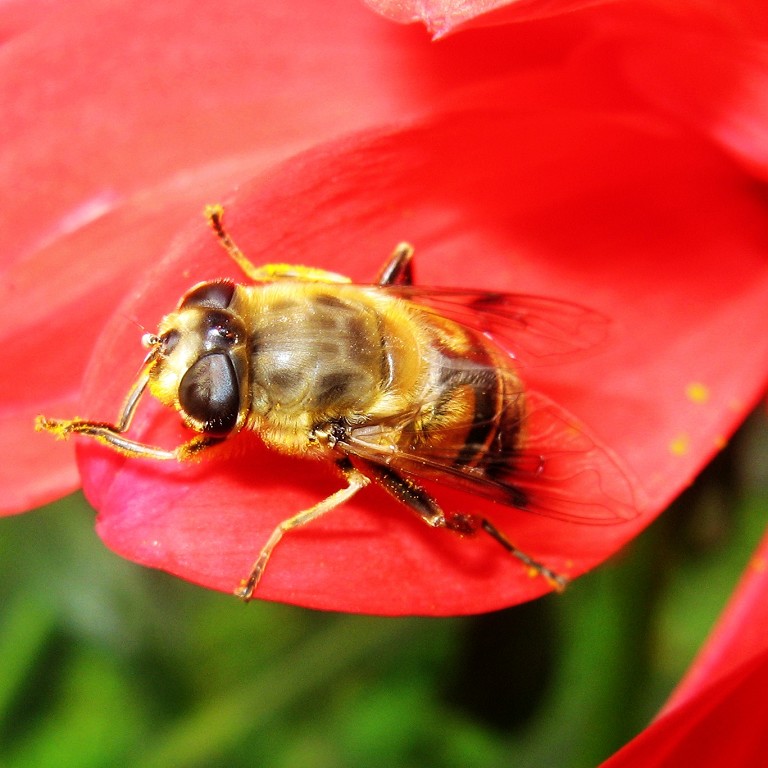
[180,280,236,310]
[178,352,239,435]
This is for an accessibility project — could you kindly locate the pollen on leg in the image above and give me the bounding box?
[35,416,75,439]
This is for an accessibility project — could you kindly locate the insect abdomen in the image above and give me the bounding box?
[411,317,526,478]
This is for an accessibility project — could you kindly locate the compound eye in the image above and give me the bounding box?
[181,280,236,310]
[178,352,239,436]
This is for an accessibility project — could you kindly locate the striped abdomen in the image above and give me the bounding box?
[402,315,526,479]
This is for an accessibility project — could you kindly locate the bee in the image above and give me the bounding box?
[37,205,639,601]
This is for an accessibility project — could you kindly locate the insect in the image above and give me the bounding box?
[37,205,639,601]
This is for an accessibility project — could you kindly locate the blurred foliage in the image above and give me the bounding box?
[1,410,766,768]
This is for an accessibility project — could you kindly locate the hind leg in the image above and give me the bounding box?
[355,458,568,591]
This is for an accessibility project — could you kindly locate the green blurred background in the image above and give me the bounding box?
[1,411,766,768]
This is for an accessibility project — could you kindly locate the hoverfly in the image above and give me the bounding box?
[37,205,639,600]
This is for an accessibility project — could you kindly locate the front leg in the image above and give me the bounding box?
[36,347,222,462]
[35,416,222,461]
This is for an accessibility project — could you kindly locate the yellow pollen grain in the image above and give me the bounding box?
[685,382,710,404]
[669,434,689,456]
[713,434,728,450]
[750,556,767,573]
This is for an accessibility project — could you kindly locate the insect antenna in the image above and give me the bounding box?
[120,314,151,336]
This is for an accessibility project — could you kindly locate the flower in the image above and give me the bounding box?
[4,0,768,617]
[600,528,768,767]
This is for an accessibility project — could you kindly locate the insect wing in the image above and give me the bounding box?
[378,286,609,364]
[495,391,642,522]
[344,389,642,525]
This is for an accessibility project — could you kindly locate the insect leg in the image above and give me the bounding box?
[480,519,569,592]
[377,242,415,286]
[356,459,568,591]
[35,416,222,461]
[235,458,370,601]
[204,204,351,284]
[35,356,222,461]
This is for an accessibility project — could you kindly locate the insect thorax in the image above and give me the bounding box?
[243,284,424,435]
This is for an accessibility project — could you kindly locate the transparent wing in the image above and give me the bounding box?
[344,390,642,525]
[376,286,609,365]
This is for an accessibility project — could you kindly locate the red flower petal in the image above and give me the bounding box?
[364,0,620,37]
[363,0,768,38]
[8,0,768,615]
[600,649,768,767]
[13,0,766,517]
[3,0,506,513]
[616,18,768,176]
[600,527,768,767]
[73,101,768,614]
[0,0,611,514]
[664,525,768,714]
[1,198,213,512]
